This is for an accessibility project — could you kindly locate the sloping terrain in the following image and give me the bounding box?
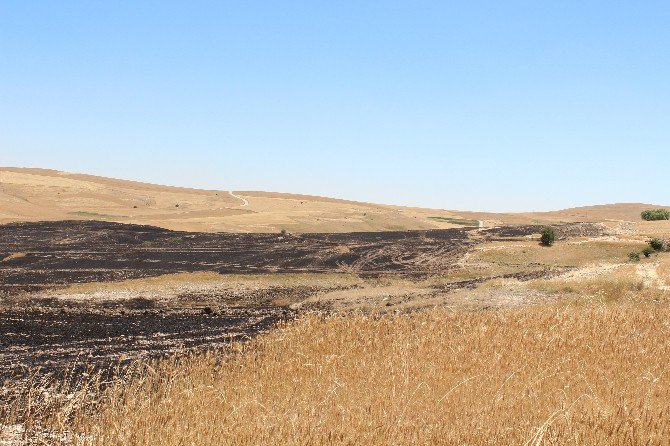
[2,217,668,445]
[0,168,445,233]
[0,220,604,377]
[2,167,667,233]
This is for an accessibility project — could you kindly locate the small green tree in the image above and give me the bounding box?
[540,227,556,246]
[641,209,670,221]
[649,238,664,251]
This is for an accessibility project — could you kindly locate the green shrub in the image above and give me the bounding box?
[641,209,670,221]
[642,247,655,258]
[649,238,664,251]
[629,252,641,262]
[540,227,556,246]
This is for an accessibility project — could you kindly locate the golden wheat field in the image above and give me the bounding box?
[7,299,657,445]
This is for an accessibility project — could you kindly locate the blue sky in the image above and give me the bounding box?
[1,1,669,211]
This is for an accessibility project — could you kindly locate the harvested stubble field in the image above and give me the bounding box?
[5,299,670,445]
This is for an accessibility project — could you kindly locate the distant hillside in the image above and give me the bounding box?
[0,168,441,232]
[0,167,665,233]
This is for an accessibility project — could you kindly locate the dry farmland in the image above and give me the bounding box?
[2,173,670,444]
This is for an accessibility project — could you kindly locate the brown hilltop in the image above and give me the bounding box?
[0,167,666,233]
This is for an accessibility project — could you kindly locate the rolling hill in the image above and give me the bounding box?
[0,167,666,233]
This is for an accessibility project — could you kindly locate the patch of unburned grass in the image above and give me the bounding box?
[527,263,670,303]
[61,272,364,295]
[473,239,646,268]
[635,220,670,239]
[658,255,670,281]
[1,252,26,262]
[428,216,479,226]
[415,268,492,286]
[531,276,647,301]
[418,263,547,288]
[69,211,127,219]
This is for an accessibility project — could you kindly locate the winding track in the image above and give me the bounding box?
[228,191,249,207]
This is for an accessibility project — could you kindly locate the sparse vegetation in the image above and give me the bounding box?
[643,246,655,258]
[474,239,646,271]
[529,266,651,302]
[641,209,670,221]
[540,227,556,246]
[1,252,26,262]
[629,252,641,262]
[70,211,127,219]
[428,216,479,226]
[650,238,665,251]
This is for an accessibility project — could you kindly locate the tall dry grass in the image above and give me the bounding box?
[69,301,670,445]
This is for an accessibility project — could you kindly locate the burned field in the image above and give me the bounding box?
[0,220,475,295]
[0,220,475,378]
[0,220,602,379]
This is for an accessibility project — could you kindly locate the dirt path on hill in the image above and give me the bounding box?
[228,191,249,207]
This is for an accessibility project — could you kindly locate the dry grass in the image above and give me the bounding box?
[634,221,670,239]
[1,252,25,262]
[526,259,670,302]
[20,301,660,445]
[658,256,670,281]
[62,272,363,294]
[1,366,107,445]
[473,240,646,269]
[528,265,641,300]
[532,277,669,305]
[5,167,667,233]
[0,168,448,233]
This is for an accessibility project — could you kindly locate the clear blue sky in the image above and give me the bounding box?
[1,1,669,211]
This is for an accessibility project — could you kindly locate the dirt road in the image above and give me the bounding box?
[228,191,249,207]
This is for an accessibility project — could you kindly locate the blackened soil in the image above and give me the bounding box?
[0,220,475,295]
[0,306,292,379]
[0,220,602,379]
[0,220,476,378]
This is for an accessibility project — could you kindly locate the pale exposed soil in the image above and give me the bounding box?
[637,262,670,291]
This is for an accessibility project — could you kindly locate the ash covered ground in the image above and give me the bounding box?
[0,220,602,378]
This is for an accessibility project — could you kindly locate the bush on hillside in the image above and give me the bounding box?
[540,227,556,246]
[629,252,641,262]
[642,247,655,258]
[650,238,664,251]
[641,209,670,221]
